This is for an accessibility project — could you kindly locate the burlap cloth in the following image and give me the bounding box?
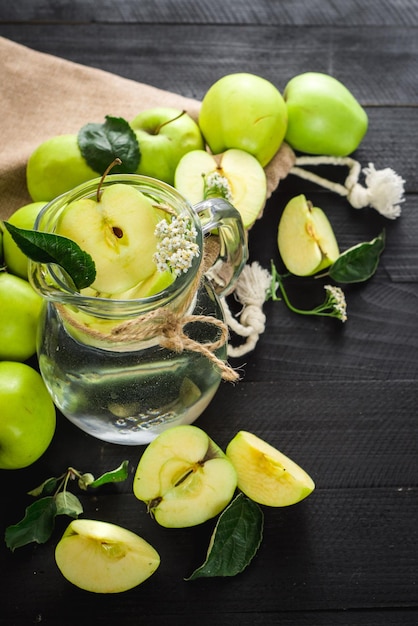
[0,36,295,221]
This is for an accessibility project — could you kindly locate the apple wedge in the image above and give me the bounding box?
[174,148,267,230]
[55,519,160,593]
[277,194,339,276]
[226,431,315,507]
[56,183,161,294]
[133,424,237,528]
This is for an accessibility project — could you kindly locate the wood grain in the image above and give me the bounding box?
[0,2,417,623]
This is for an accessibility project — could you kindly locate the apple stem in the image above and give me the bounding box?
[153,110,187,135]
[96,158,122,202]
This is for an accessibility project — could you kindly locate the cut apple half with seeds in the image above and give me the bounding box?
[174,148,267,230]
[277,193,339,276]
[226,430,315,507]
[133,424,237,528]
[55,519,160,593]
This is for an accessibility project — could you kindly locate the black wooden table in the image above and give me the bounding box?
[1,2,417,624]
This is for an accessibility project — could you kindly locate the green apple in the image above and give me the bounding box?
[26,134,98,202]
[131,107,204,185]
[0,361,56,469]
[2,201,47,279]
[56,183,161,295]
[0,272,44,361]
[174,148,267,230]
[277,194,339,276]
[133,424,237,528]
[199,73,287,167]
[55,519,160,593]
[283,72,368,156]
[226,431,315,507]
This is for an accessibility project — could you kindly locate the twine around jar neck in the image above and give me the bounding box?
[56,237,239,382]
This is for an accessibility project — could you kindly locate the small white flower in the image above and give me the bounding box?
[153,215,200,276]
[324,284,347,322]
[203,171,233,202]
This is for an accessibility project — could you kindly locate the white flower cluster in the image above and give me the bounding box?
[153,215,200,276]
[324,284,347,322]
[204,171,233,202]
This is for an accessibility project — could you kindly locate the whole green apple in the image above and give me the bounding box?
[0,272,44,361]
[198,73,288,167]
[26,134,98,201]
[3,201,47,279]
[131,107,204,185]
[283,72,368,156]
[0,361,56,469]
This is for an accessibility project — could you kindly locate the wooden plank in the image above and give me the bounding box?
[0,24,417,105]
[1,0,418,26]
[1,488,416,622]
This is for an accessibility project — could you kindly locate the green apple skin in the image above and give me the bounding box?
[55,519,160,593]
[3,202,47,279]
[277,194,339,276]
[131,107,205,185]
[174,148,267,230]
[283,72,368,156]
[133,424,238,528]
[56,183,161,295]
[226,430,315,507]
[0,272,44,361]
[26,134,98,202]
[0,361,56,469]
[198,73,288,167]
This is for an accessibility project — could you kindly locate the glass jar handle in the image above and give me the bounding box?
[193,198,248,296]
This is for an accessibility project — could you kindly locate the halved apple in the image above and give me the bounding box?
[226,430,315,507]
[55,519,160,593]
[277,194,339,276]
[133,424,237,528]
[174,148,267,229]
[56,183,161,294]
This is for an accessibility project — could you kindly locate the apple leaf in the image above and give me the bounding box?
[5,497,57,552]
[27,476,61,497]
[2,222,96,290]
[55,492,83,518]
[329,230,385,283]
[78,115,140,175]
[83,459,130,490]
[186,493,264,580]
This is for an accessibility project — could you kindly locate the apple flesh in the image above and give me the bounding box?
[26,134,98,202]
[226,431,315,507]
[199,73,288,167]
[0,361,56,469]
[55,519,160,593]
[2,202,47,279]
[284,72,368,156]
[174,148,267,230]
[133,424,237,528]
[56,183,161,295]
[277,194,339,276]
[131,107,204,185]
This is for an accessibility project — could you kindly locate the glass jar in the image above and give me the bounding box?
[30,175,247,445]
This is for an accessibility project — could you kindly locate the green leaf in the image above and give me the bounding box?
[2,222,96,290]
[186,493,264,580]
[5,497,57,551]
[87,460,129,489]
[78,115,140,175]
[27,476,61,497]
[55,492,83,518]
[329,231,386,284]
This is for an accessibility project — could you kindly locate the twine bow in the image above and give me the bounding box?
[110,308,239,382]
